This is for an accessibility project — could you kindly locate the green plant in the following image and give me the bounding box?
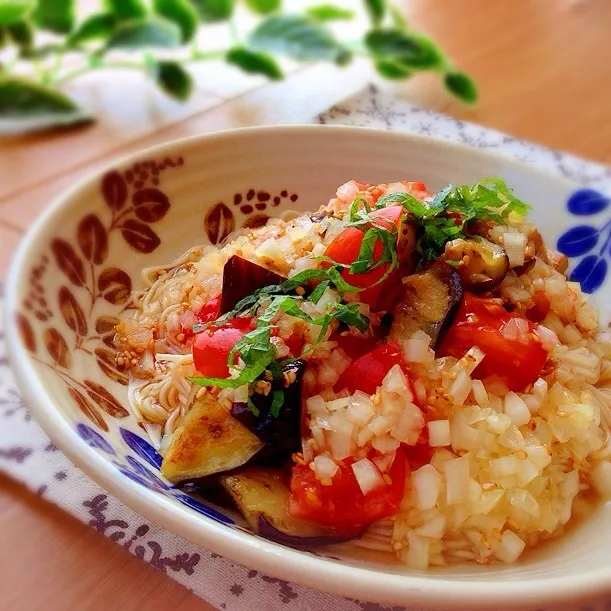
[0,0,477,132]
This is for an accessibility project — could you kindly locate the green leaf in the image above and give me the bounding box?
[104,0,147,21]
[249,14,343,62]
[227,46,283,79]
[107,17,182,49]
[7,20,34,51]
[0,27,6,48]
[364,0,385,26]
[153,0,198,42]
[306,4,354,22]
[374,59,412,80]
[33,0,75,34]
[0,0,34,26]
[154,60,193,101]
[444,71,478,104]
[365,28,445,70]
[270,389,284,418]
[245,0,281,15]
[0,75,93,134]
[191,0,234,22]
[69,13,116,45]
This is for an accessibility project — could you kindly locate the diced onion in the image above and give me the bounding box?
[371,435,400,454]
[448,369,472,407]
[390,402,425,445]
[504,392,531,427]
[345,391,376,426]
[501,318,530,345]
[313,454,339,481]
[306,395,327,417]
[534,325,561,350]
[412,464,442,510]
[179,309,197,330]
[510,488,541,518]
[493,530,525,564]
[503,232,527,268]
[414,514,446,539]
[368,415,393,436]
[490,455,519,476]
[443,457,470,505]
[382,364,409,395]
[471,380,489,406]
[351,458,385,495]
[402,331,432,363]
[372,452,395,473]
[427,420,451,447]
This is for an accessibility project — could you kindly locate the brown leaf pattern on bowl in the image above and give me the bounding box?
[98,268,132,305]
[69,387,108,431]
[205,188,298,245]
[205,202,235,245]
[59,286,88,337]
[44,328,72,369]
[83,380,129,418]
[17,153,297,429]
[78,214,109,265]
[17,314,36,353]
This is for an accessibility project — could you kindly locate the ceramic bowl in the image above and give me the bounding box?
[6,126,611,610]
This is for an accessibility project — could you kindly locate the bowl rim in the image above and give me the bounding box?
[5,124,608,609]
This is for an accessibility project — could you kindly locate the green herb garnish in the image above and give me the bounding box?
[189,177,530,415]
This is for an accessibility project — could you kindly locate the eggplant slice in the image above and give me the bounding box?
[220,255,286,314]
[161,394,264,484]
[390,261,463,349]
[221,467,353,547]
[231,360,305,464]
[443,237,509,292]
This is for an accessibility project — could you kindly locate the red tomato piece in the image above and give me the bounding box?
[438,293,548,391]
[289,451,407,535]
[284,333,305,357]
[196,295,221,323]
[192,319,251,378]
[336,342,407,395]
[324,206,404,309]
[331,332,381,360]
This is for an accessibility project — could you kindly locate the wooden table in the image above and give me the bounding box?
[1,1,610,609]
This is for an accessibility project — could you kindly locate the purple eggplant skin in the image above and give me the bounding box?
[390,260,463,350]
[220,255,286,314]
[232,360,305,464]
[257,516,357,548]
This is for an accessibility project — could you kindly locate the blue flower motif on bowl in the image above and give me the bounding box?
[557,189,611,293]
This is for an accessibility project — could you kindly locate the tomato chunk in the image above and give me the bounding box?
[192,318,252,378]
[438,293,548,391]
[331,332,380,360]
[336,342,406,395]
[324,206,404,309]
[289,452,407,535]
[196,295,221,323]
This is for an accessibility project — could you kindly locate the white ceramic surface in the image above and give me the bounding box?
[6,126,611,610]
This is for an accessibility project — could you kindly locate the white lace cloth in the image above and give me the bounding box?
[1,86,610,611]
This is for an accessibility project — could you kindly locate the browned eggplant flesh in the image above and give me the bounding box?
[161,394,264,484]
[443,237,509,291]
[390,260,463,349]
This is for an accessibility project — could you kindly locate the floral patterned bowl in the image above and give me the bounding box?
[6,126,611,610]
